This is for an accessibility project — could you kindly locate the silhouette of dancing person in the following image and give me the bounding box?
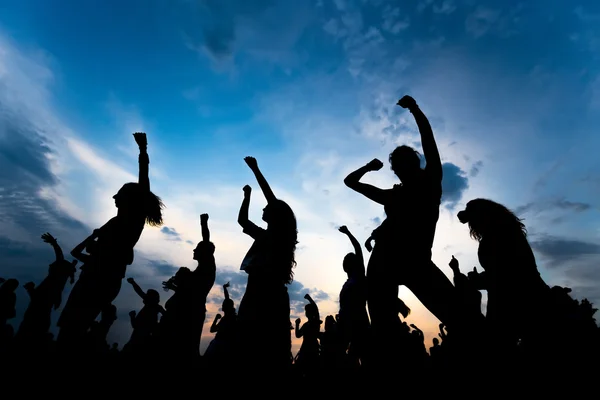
[121,277,164,357]
[57,132,164,351]
[155,213,215,362]
[236,156,298,377]
[16,233,77,351]
[190,213,216,359]
[204,282,238,367]
[294,293,322,379]
[457,199,554,364]
[344,95,460,367]
[336,225,371,368]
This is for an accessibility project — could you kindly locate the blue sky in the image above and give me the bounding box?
[1,0,599,354]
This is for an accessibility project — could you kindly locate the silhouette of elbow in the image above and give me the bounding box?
[343,177,355,188]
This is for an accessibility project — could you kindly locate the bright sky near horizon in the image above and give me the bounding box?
[1,0,599,356]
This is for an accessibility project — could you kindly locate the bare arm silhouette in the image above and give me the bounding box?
[70,229,100,263]
[133,132,150,192]
[223,282,230,300]
[210,314,222,333]
[398,96,442,180]
[41,233,64,262]
[238,185,252,230]
[126,277,146,299]
[344,159,392,205]
[200,213,210,242]
[304,293,317,308]
[244,157,277,204]
[339,225,364,273]
[295,318,303,338]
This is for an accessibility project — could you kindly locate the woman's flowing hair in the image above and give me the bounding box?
[466,198,527,242]
[144,191,164,227]
[268,199,298,285]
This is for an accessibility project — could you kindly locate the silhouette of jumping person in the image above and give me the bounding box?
[236,156,298,377]
[336,225,371,369]
[204,282,238,367]
[16,233,78,351]
[344,95,460,368]
[57,132,164,351]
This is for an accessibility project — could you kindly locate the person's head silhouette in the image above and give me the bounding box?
[113,183,164,226]
[389,145,422,184]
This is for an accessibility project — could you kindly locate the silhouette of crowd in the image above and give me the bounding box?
[1,97,598,391]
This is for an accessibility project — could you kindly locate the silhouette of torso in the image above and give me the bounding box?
[374,171,441,258]
[94,215,145,277]
[339,276,368,323]
[478,235,549,323]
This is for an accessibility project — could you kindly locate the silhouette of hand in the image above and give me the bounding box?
[467,267,479,279]
[295,318,301,325]
[23,281,35,290]
[338,225,349,234]
[243,185,252,196]
[133,132,147,148]
[244,156,258,170]
[223,282,230,289]
[449,255,459,271]
[200,213,209,224]
[396,95,417,109]
[304,293,310,300]
[129,310,136,317]
[215,313,222,320]
[91,229,101,238]
[41,232,57,244]
[366,158,383,171]
[126,277,134,284]
[365,237,373,252]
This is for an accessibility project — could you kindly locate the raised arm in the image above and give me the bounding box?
[41,233,64,262]
[244,157,277,204]
[338,225,364,269]
[126,277,146,299]
[397,96,442,180]
[238,185,252,230]
[200,213,210,242]
[223,282,230,300]
[304,293,316,308]
[133,132,150,192]
[344,159,392,205]
[210,314,222,333]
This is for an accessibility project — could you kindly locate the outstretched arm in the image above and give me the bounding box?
[127,278,146,299]
[398,96,442,180]
[238,185,252,230]
[133,132,150,192]
[344,159,392,205]
[41,233,64,262]
[244,157,277,204]
[200,214,210,242]
[339,226,364,271]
